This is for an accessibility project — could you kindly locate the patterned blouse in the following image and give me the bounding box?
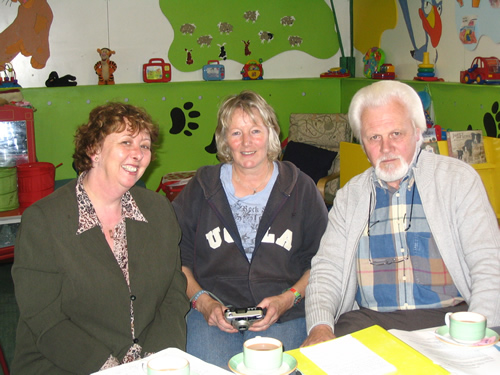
[75,173,149,369]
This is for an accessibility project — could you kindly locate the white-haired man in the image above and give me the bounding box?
[303,80,500,346]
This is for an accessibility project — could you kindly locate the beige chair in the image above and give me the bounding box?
[281,113,352,205]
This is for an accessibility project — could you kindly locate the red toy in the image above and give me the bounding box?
[460,56,500,84]
[372,64,395,80]
[241,59,264,80]
[143,58,171,83]
[320,67,350,78]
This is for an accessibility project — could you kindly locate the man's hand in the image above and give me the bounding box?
[301,324,336,347]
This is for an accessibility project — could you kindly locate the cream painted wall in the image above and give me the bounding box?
[2,1,500,88]
[1,0,349,88]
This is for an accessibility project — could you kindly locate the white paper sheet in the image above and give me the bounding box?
[389,328,500,375]
[92,347,232,375]
[299,334,396,375]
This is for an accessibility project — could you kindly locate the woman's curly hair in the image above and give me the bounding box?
[73,102,159,173]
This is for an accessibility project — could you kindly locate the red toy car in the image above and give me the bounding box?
[372,63,395,80]
[460,56,500,84]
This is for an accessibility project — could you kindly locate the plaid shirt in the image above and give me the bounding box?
[356,167,463,312]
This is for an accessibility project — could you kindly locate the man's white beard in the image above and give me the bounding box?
[374,155,409,183]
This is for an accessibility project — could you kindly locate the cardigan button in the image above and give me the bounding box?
[133,338,139,343]
[130,295,136,301]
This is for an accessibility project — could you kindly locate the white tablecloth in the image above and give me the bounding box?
[92,347,233,375]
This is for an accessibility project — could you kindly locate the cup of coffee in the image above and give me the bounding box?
[445,311,487,344]
[243,336,283,371]
[144,355,190,375]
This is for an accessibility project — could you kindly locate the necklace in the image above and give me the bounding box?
[233,162,271,195]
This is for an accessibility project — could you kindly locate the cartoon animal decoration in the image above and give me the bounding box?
[0,0,53,69]
[94,48,117,85]
[185,49,193,65]
[455,1,500,51]
[45,71,77,87]
[197,35,213,47]
[259,31,274,43]
[288,35,303,47]
[280,16,295,26]
[180,23,196,35]
[218,43,227,60]
[243,10,260,23]
[162,0,338,73]
[243,40,252,56]
[398,0,443,62]
[217,22,233,34]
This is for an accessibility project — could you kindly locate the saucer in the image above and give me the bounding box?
[434,326,500,347]
[228,352,298,375]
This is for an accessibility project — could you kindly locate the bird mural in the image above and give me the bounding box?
[399,0,443,63]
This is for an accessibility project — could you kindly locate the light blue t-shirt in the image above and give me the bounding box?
[220,162,279,262]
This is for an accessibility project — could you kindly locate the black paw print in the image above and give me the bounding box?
[169,102,200,136]
[205,133,217,154]
[483,101,500,138]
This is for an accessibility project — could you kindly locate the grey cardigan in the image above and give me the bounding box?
[306,150,500,333]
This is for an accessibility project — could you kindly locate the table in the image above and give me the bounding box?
[390,326,500,375]
[289,325,500,374]
[94,348,233,375]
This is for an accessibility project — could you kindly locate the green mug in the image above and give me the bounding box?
[445,311,486,344]
[144,355,190,375]
[243,336,283,371]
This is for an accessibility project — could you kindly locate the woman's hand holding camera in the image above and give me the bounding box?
[249,292,295,331]
[196,294,238,333]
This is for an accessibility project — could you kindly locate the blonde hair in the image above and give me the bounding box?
[215,90,281,163]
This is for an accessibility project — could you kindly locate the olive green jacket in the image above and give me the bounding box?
[11,180,189,375]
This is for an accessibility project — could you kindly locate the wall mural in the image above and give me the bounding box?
[0,0,53,69]
[455,0,500,51]
[480,101,500,138]
[353,0,398,57]
[398,0,443,63]
[159,0,339,72]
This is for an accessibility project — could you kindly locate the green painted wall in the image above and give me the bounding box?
[20,78,500,191]
[340,79,500,137]
[21,79,342,190]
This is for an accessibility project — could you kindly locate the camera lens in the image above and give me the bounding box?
[232,319,250,331]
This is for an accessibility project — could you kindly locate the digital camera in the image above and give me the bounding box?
[224,307,264,331]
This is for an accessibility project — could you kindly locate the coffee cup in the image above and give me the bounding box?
[445,311,486,344]
[243,336,283,371]
[144,355,190,375]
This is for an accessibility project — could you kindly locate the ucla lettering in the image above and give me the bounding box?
[205,227,292,251]
[205,227,222,249]
[276,229,292,251]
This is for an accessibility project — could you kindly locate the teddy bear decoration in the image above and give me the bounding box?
[94,48,117,85]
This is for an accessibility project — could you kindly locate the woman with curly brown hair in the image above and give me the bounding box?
[12,102,189,374]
